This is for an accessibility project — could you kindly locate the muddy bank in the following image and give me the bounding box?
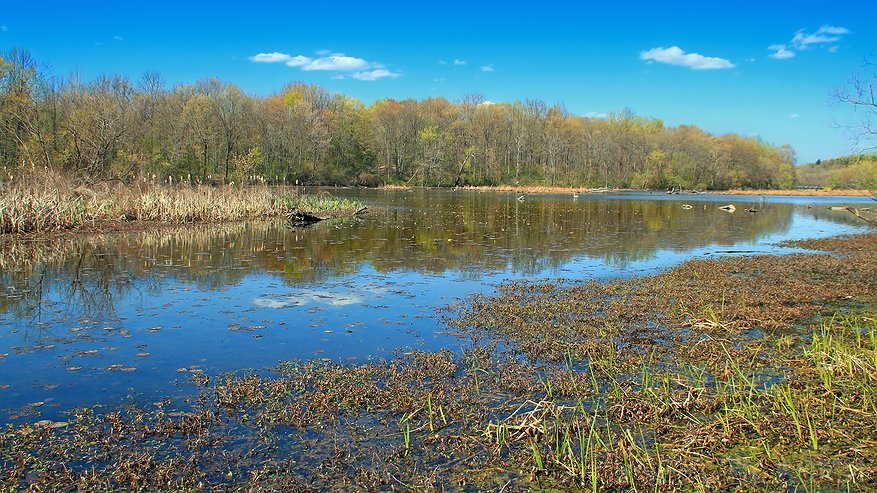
[1,234,876,491]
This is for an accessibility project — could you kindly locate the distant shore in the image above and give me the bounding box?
[381,184,874,197]
[718,188,874,197]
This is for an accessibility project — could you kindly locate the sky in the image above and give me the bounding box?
[2,1,875,163]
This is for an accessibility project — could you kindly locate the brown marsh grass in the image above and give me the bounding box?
[0,174,361,234]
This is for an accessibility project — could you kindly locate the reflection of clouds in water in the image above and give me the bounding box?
[253,289,364,309]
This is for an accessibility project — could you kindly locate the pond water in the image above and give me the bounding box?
[0,189,871,423]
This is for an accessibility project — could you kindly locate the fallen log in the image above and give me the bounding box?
[286,210,329,226]
[286,206,369,227]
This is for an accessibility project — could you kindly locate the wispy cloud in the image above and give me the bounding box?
[791,25,849,49]
[113,35,123,41]
[1,25,8,32]
[768,44,795,60]
[640,46,735,70]
[351,69,401,81]
[584,112,609,119]
[769,25,850,60]
[789,113,800,119]
[481,65,494,72]
[453,59,467,65]
[249,51,400,81]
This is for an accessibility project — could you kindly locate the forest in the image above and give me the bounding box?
[1,48,797,190]
[797,154,877,189]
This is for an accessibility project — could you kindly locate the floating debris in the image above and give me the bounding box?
[34,420,68,429]
[718,204,736,212]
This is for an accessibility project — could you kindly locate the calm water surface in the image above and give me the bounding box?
[0,190,871,422]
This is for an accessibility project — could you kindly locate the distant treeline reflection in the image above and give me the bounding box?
[1,192,853,320]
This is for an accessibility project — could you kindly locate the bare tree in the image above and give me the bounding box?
[832,58,877,151]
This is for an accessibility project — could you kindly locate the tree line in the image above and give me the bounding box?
[1,48,797,189]
[797,154,877,189]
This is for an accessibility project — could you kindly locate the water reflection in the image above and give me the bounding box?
[3,193,855,311]
[0,190,868,422]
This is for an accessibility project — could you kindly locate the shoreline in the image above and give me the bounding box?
[381,184,874,197]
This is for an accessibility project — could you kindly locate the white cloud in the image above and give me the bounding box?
[768,44,795,60]
[250,50,399,80]
[478,100,496,106]
[639,46,735,70]
[819,25,849,35]
[792,32,836,50]
[351,69,401,81]
[481,65,494,72]
[789,113,800,119]
[584,112,609,119]
[113,35,123,41]
[453,59,466,65]
[285,55,313,67]
[1,25,7,32]
[303,54,369,71]
[792,25,851,49]
[769,25,850,60]
[250,52,292,63]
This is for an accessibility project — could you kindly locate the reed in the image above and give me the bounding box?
[0,176,362,233]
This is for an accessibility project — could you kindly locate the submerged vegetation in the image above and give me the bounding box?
[1,48,796,190]
[2,233,875,491]
[0,173,362,234]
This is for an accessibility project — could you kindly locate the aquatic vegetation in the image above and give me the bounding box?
[275,193,364,216]
[1,234,876,490]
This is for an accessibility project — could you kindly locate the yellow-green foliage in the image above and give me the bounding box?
[798,154,877,189]
[827,158,877,189]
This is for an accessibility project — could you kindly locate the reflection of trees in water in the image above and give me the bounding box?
[0,191,851,322]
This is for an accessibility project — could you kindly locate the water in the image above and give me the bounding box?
[0,189,871,422]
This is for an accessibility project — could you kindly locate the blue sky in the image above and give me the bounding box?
[2,1,875,163]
